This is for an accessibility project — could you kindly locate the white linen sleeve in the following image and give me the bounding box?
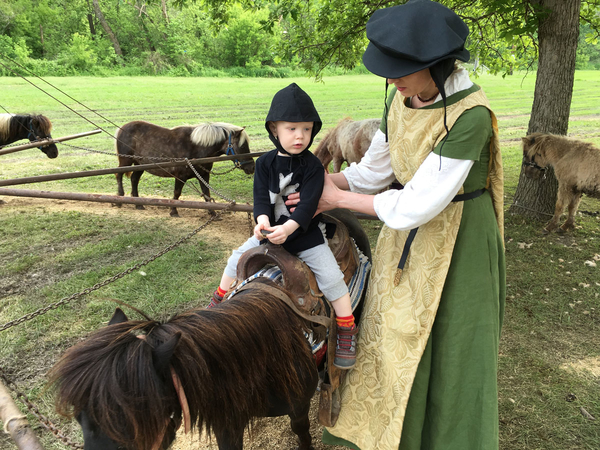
[341,129,397,194]
[372,153,474,230]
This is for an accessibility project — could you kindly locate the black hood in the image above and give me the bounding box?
[265,83,322,155]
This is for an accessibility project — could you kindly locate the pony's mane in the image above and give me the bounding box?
[49,280,313,449]
[187,122,249,148]
[32,114,53,135]
[0,113,14,141]
[524,132,571,159]
[0,114,53,142]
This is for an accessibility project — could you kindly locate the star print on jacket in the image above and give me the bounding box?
[270,172,300,222]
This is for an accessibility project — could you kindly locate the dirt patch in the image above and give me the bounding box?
[0,196,253,249]
[170,396,347,450]
[560,356,600,379]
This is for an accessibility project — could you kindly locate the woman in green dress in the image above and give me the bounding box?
[290,1,506,449]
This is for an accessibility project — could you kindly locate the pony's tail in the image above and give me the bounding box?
[114,127,133,179]
[314,133,333,173]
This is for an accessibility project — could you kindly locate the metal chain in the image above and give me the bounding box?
[0,367,84,449]
[60,141,240,175]
[247,211,254,236]
[185,158,239,204]
[0,204,234,333]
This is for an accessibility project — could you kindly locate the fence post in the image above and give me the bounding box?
[0,380,45,450]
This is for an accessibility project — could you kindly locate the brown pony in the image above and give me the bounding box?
[49,285,318,450]
[522,132,600,233]
[314,118,380,173]
[115,121,254,216]
[0,113,58,158]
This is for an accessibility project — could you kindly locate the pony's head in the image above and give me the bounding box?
[29,114,58,158]
[49,309,183,450]
[190,122,254,175]
[522,133,549,180]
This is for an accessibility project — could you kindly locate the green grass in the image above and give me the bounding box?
[1,72,600,449]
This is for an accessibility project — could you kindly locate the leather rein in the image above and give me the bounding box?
[234,282,331,329]
[136,335,191,450]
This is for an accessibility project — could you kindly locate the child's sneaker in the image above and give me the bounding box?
[334,324,358,369]
[206,290,223,308]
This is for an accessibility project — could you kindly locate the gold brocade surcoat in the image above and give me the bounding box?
[326,88,503,450]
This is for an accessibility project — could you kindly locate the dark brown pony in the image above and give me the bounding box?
[314,118,380,173]
[49,209,371,450]
[0,113,58,158]
[522,132,600,233]
[49,282,318,450]
[115,121,254,216]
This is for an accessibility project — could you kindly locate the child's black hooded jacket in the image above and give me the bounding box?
[253,83,326,254]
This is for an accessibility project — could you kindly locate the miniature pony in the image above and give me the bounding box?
[0,113,58,158]
[522,132,600,233]
[314,118,380,172]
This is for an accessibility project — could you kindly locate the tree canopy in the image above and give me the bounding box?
[1,0,600,77]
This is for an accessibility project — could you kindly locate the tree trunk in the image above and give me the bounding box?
[509,0,580,221]
[92,0,123,56]
[39,24,44,57]
[161,0,170,24]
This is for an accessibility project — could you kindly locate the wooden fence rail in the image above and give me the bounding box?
[0,130,102,156]
[0,151,266,187]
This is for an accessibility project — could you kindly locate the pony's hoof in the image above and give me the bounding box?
[135,205,145,210]
[541,228,551,235]
[170,212,180,218]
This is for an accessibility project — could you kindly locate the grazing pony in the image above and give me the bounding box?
[522,132,600,233]
[0,113,58,158]
[314,118,380,173]
[49,209,371,450]
[115,121,254,216]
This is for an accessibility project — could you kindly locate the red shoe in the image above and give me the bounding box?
[206,290,223,308]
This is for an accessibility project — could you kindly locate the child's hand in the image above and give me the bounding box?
[265,220,299,245]
[265,225,289,245]
[254,215,271,240]
[254,223,269,240]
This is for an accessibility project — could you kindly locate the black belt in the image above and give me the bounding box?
[393,188,486,286]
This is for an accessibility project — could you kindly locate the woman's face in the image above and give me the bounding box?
[387,68,437,98]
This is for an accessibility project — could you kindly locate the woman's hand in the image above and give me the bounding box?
[315,173,342,214]
[285,192,300,212]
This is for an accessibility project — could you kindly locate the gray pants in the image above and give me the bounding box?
[224,235,348,302]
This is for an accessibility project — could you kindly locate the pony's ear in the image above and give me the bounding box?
[151,331,182,376]
[108,308,128,325]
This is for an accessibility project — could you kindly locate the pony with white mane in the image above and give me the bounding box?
[0,113,58,158]
[115,121,254,216]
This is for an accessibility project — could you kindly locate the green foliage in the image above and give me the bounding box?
[58,32,98,72]
[1,0,600,77]
[219,6,281,68]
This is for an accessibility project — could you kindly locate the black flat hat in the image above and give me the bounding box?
[362,0,470,79]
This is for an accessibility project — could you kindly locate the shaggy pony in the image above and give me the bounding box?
[522,132,600,233]
[314,118,380,173]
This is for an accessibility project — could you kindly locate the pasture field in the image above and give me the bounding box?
[1,72,600,449]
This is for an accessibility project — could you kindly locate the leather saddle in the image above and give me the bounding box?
[231,212,361,427]
[233,212,359,317]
